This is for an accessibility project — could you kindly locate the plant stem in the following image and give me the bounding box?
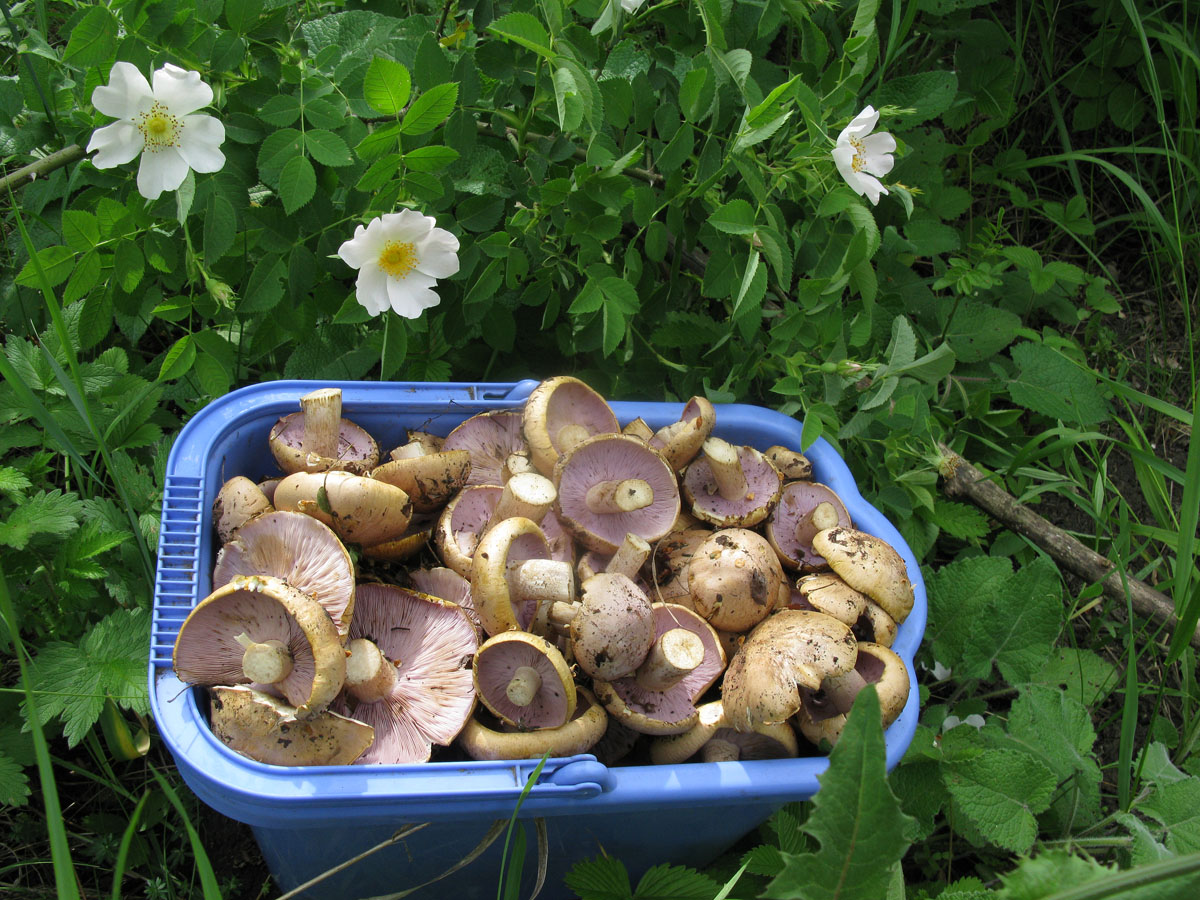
[0,144,85,193]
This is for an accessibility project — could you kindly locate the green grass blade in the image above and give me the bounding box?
[1041,850,1200,899]
[111,790,150,900]
[149,767,224,900]
[1166,394,1200,663]
[496,753,549,900]
[0,562,83,900]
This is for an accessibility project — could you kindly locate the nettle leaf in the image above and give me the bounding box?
[0,751,30,806]
[765,688,916,900]
[998,850,1113,899]
[1032,647,1118,707]
[0,466,32,497]
[925,556,1013,672]
[364,56,412,115]
[401,83,458,135]
[944,748,1057,853]
[0,489,83,550]
[931,500,991,540]
[874,70,958,124]
[943,299,1021,363]
[1139,776,1200,854]
[960,556,1062,683]
[1008,342,1110,425]
[29,607,151,746]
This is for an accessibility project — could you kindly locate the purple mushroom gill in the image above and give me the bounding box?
[443,410,528,487]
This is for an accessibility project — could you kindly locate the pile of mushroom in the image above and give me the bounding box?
[175,378,915,768]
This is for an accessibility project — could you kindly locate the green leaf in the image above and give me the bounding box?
[241,254,286,314]
[961,556,1063,683]
[357,153,402,192]
[709,199,757,235]
[874,71,958,124]
[633,864,720,899]
[944,300,1021,363]
[258,127,305,173]
[63,251,101,304]
[1033,648,1118,708]
[931,500,991,540]
[203,195,237,263]
[15,246,74,288]
[158,334,196,382]
[403,146,460,173]
[1008,342,1110,425]
[944,748,1057,853]
[61,211,99,253]
[401,83,459,136]
[63,7,118,67]
[732,251,766,322]
[224,0,263,35]
[0,489,82,550]
[765,687,916,900]
[113,241,144,293]
[278,156,317,214]
[926,556,1014,672]
[566,855,632,900]
[304,130,352,167]
[364,56,412,115]
[998,850,1112,899]
[0,751,30,806]
[553,66,585,132]
[486,12,554,60]
[0,466,32,496]
[257,94,301,127]
[1140,777,1200,854]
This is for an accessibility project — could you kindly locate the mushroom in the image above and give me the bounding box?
[458,687,607,760]
[473,631,576,729]
[523,376,620,476]
[209,685,374,766]
[649,700,798,764]
[553,433,680,554]
[173,575,346,718]
[576,532,652,583]
[681,437,782,528]
[687,528,784,633]
[764,446,813,482]
[471,516,575,637]
[212,510,356,641]
[371,446,471,513]
[793,643,910,748]
[409,566,478,632]
[791,573,868,628]
[647,527,712,608]
[442,409,530,487]
[622,417,655,442]
[649,396,716,471]
[484,471,558,532]
[592,603,726,735]
[720,609,858,732]
[359,515,436,563]
[435,484,504,577]
[811,526,915,625]
[331,583,479,764]
[273,470,413,547]
[552,572,655,683]
[269,388,380,475]
[765,485,852,571]
[212,476,273,543]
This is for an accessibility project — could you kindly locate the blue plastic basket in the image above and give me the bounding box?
[150,380,927,900]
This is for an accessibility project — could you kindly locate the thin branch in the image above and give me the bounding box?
[0,145,85,193]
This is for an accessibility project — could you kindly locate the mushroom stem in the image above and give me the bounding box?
[823,667,869,716]
[623,418,654,441]
[557,423,593,454]
[547,600,579,630]
[635,627,704,691]
[605,533,652,580]
[702,438,748,501]
[344,637,399,703]
[506,666,543,707]
[234,632,294,685]
[502,453,535,481]
[701,737,741,763]
[586,478,654,514]
[799,502,841,543]
[487,473,557,530]
[514,559,575,606]
[300,388,342,460]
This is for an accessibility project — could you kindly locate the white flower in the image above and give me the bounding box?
[620,0,646,12]
[832,105,896,206]
[337,210,461,319]
[86,62,225,201]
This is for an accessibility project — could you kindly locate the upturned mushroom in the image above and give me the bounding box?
[209,685,374,766]
[766,486,852,571]
[173,575,346,718]
[649,700,798,764]
[331,583,479,764]
[212,510,356,641]
[442,409,530,487]
[458,687,608,760]
[473,631,576,729]
[409,566,478,632]
[682,437,782,528]
[523,376,620,476]
[688,528,784,633]
[269,387,380,475]
[553,433,680,554]
[648,527,712,608]
[793,642,910,748]
[273,470,413,547]
[470,516,575,637]
[811,526,915,625]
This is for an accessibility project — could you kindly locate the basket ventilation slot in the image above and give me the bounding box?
[152,475,205,667]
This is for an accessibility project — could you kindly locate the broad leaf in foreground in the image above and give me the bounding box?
[764,687,916,900]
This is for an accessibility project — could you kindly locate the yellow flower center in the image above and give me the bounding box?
[848,136,866,172]
[378,241,418,279]
[135,102,182,152]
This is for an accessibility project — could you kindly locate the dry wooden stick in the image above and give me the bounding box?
[937,442,1200,649]
[0,144,84,193]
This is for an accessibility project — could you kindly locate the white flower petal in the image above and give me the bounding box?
[338,226,376,270]
[381,208,435,243]
[840,105,879,140]
[620,0,646,12]
[86,120,144,168]
[136,148,190,200]
[177,115,226,172]
[862,131,897,156]
[386,271,440,318]
[856,172,888,206]
[152,64,213,116]
[355,266,391,316]
[831,144,858,184]
[414,229,460,279]
[92,62,154,119]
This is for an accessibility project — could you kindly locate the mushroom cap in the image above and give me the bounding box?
[409,566,478,632]
[173,575,346,718]
[593,603,725,735]
[268,411,379,475]
[682,444,782,528]
[553,433,681,554]
[855,600,898,648]
[649,700,798,764]
[371,449,471,513]
[209,685,374,766]
[647,527,713,608]
[458,687,607,760]
[764,446,813,482]
[273,471,413,547]
[359,516,435,562]
[435,484,503,577]
[443,409,530,487]
[471,516,565,636]
[793,642,910,748]
[812,527,915,623]
[331,584,479,764]
[570,573,656,682]
[766,482,852,570]
[212,511,356,641]
[212,476,273,544]
[473,631,576,729]
[721,609,857,732]
[649,396,717,471]
[688,529,784,632]
[524,376,620,476]
[792,573,868,627]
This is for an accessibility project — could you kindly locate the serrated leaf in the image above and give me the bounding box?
[709,199,756,235]
[944,300,1022,362]
[15,245,74,288]
[566,855,632,900]
[765,688,916,900]
[63,250,101,304]
[364,56,412,115]
[633,863,719,899]
[486,12,554,60]
[61,210,99,252]
[932,500,991,540]
[158,334,196,382]
[742,844,785,877]
[944,748,1057,853]
[401,83,458,135]
[1139,776,1200,854]
[279,156,317,214]
[257,94,301,127]
[29,608,151,747]
[113,241,144,292]
[998,850,1113,900]
[1032,648,1118,707]
[258,127,304,173]
[960,556,1062,683]
[63,6,118,67]
[0,752,30,806]
[926,556,1014,672]
[0,466,32,497]
[204,194,237,263]
[403,145,460,173]
[0,489,82,550]
[304,129,352,167]
[881,315,917,373]
[874,71,958,124]
[1008,342,1110,425]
